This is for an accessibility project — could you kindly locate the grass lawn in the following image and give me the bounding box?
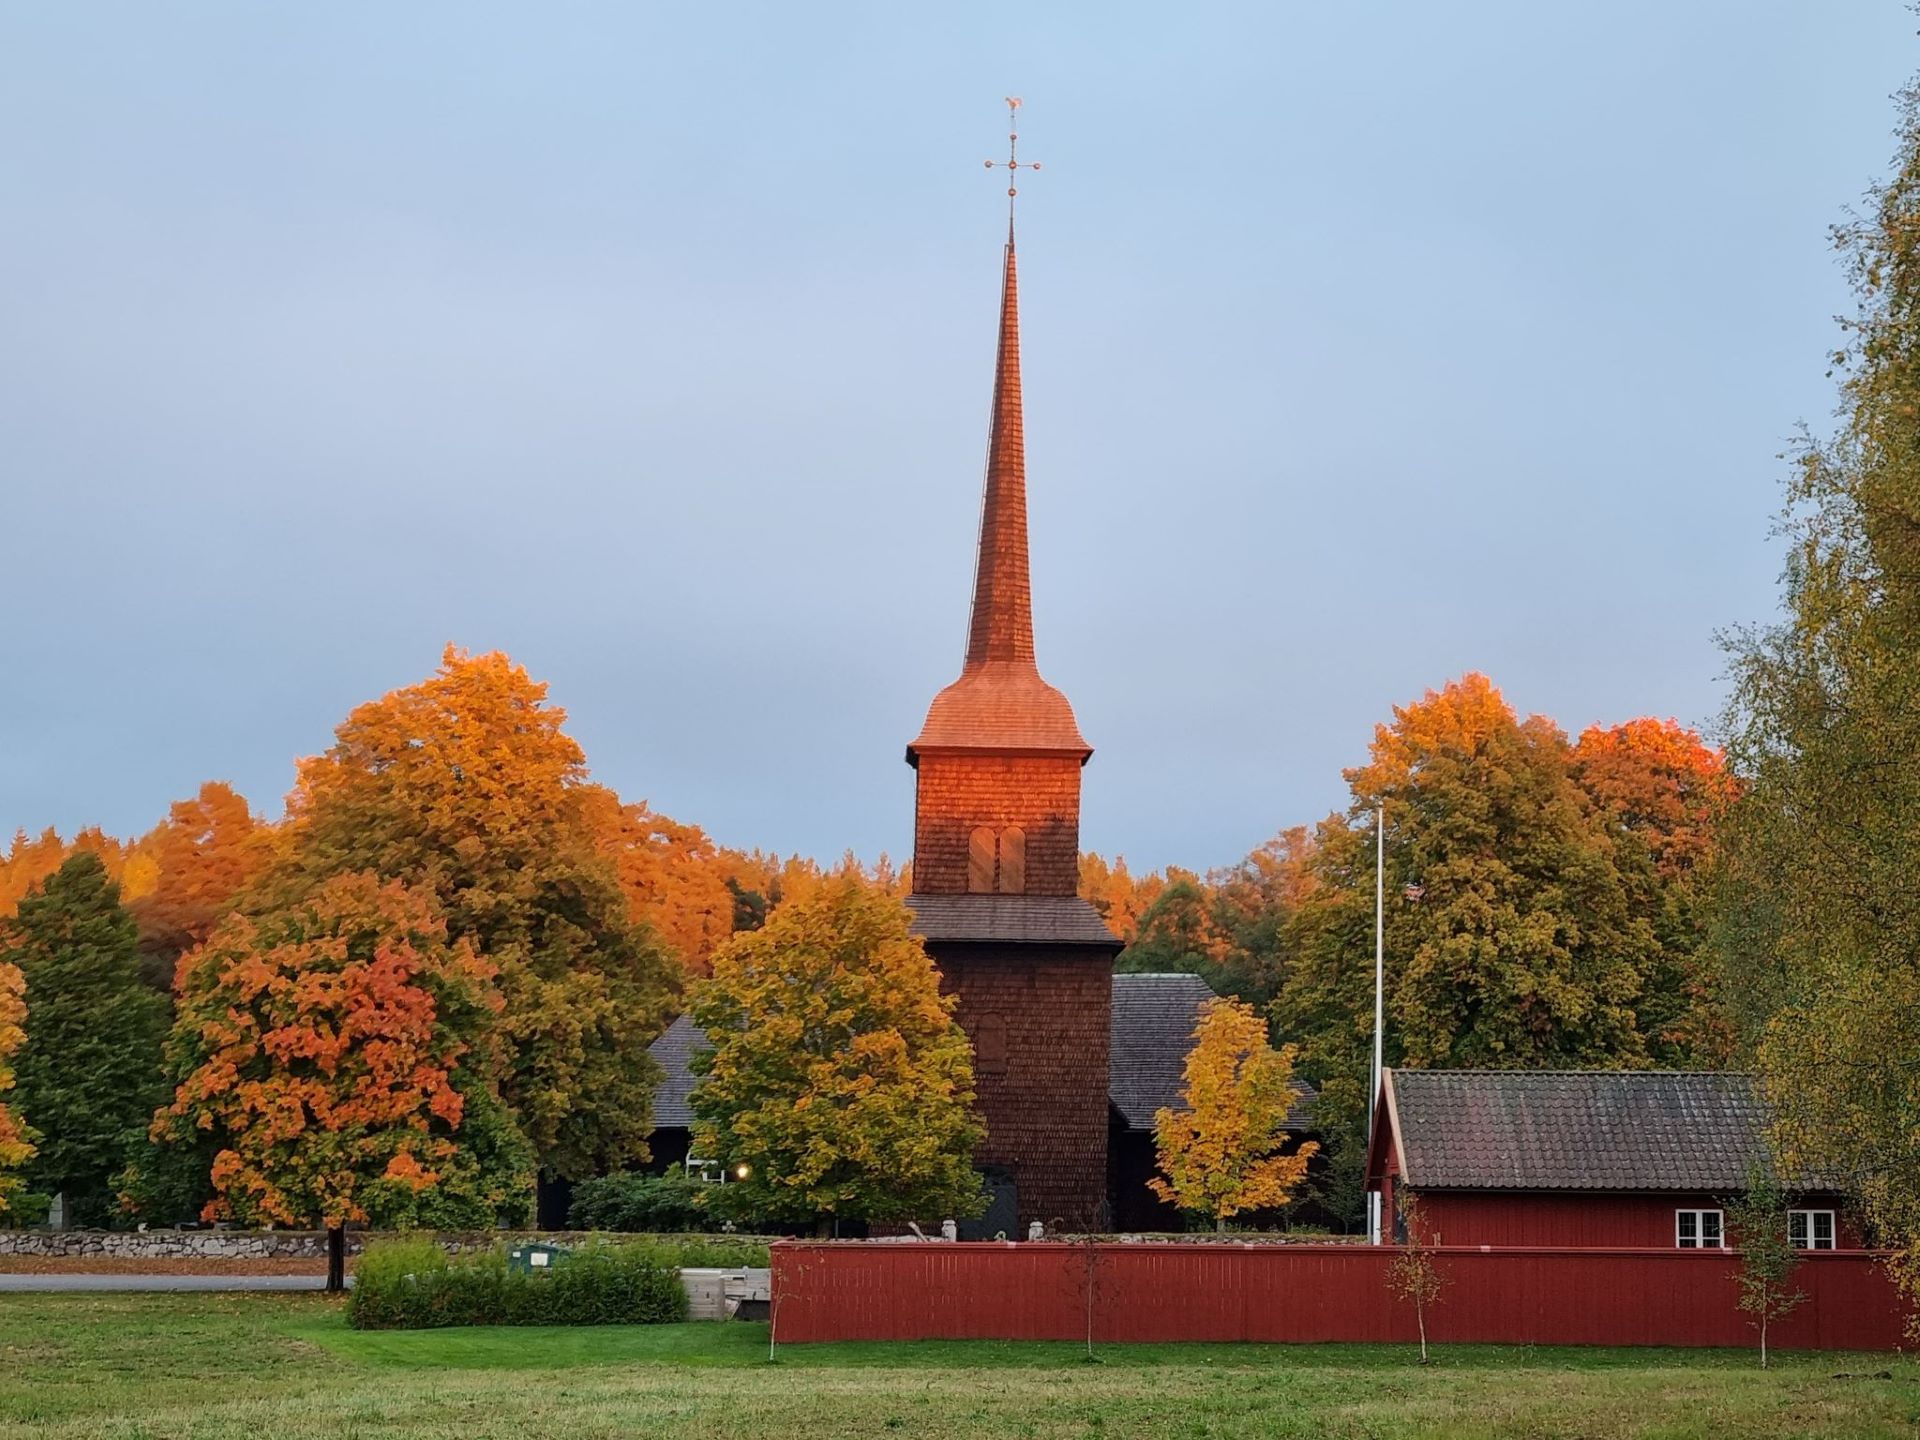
[0,1293,1916,1439]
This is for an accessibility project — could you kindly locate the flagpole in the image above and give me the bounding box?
[1369,804,1385,1245]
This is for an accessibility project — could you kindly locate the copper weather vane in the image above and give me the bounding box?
[984,96,1040,216]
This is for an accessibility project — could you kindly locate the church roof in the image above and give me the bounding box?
[647,1014,705,1129]
[646,972,1328,1136]
[1109,973,1318,1133]
[909,228,1090,762]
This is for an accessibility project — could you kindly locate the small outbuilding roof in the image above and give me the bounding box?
[1108,973,1316,1133]
[1376,1068,1798,1193]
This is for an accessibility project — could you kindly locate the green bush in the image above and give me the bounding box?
[610,1235,774,1269]
[347,1238,689,1330]
[566,1170,712,1232]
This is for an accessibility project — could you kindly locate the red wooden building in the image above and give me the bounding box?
[1366,1068,1861,1250]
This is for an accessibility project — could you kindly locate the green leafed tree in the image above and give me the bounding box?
[1273,675,1659,1227]
[1717,76,1920,1328]
[3,853,168,1225]
[689,876,985,1233]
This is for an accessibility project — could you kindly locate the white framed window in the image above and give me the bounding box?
[1676,1208,1724,1248]
[1789,1209,1836,1250]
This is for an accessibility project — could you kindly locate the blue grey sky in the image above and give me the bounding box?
[1,3,1912,873]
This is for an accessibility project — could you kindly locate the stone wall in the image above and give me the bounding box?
[0,1229,613,1260]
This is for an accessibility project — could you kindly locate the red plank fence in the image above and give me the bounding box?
[769,1242,1912,1352]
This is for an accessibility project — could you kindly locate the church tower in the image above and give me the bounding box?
[905,185,1121,1231]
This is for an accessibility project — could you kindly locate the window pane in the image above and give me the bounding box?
[1701,1212,1722,1246]
[1790,1212,1809,1248]
[1677,1211,1697,1246]
[1814,1212,1834,1248]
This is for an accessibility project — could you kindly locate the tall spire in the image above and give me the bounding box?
[964,228,1034,670]
[908,98,1087,762]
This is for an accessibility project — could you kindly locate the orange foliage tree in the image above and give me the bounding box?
[268,647,675,1180]
[580,788,736,977]
[1150,997,1318,1228]
[0,956,33,1219]
[0,827,131,921]
[1573,718,1738,1064]
[151,873,529,1244]
[128,781,276,986]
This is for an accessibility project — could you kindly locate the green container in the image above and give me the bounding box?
[507,1241,572,1274]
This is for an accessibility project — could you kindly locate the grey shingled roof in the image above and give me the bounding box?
[905,894,1120,948]
[1387,1069,1784,1192]
[1108,973,1316,1133]
[648,1014,707,1128]
[647,972,1316,1135]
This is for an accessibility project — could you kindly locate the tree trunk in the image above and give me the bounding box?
[325,1225,346,1294]
[1214,1216,1226,1233]
[814,1215,832,1239]
[1417,1301,1428,1364]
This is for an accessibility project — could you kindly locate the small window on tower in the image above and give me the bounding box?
[998,827,1026,894]
[968,827,995,893]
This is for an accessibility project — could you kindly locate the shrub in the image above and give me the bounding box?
[567,1170,711,1232]
[347,1238,690,1330]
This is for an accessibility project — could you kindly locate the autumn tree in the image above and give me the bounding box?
[267,647,675,1180]
[1386,1193,1448,1363]
[0,827,131,921]
[150,874,530,1284]
[1723,1168,1806,1369]
[1149,997,1317,1229]
[689,876,985,1232]
[1572,720,1736,1066]
[1113,832,1317,1009]
[580,788,735,977]
[1274,675,1658,1226]
[2,854,170,1225]
[127,781,275,988]
[0,956,33,1220]
[1717,76,1920,1328]
[1078,853,1168,943]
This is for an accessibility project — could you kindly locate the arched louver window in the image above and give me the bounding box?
[968,826,996,893]
[997,826,1026,894]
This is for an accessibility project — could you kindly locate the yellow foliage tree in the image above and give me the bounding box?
[1150,998,1318,1229]
[689,876,984,1232]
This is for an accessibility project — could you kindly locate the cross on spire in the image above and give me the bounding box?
[984,96,1040,223]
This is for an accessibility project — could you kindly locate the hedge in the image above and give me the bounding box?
[346,1238,689,1330]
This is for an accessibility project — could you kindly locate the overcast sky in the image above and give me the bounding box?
[2,3,1914,873]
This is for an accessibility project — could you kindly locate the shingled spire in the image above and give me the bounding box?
[965,223,1035,670]
[907,218,1088,761]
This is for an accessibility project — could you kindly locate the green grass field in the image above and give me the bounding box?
[1,1292,1916,1439]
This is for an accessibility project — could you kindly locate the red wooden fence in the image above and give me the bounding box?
[769,1242,1912,1351]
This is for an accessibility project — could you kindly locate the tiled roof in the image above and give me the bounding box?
[1109,973,1317,1133]
[647,972,1326,1136]
[906,893,1119,947]
[1387,1069,1788,1192]
[648,1014,707,1129]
